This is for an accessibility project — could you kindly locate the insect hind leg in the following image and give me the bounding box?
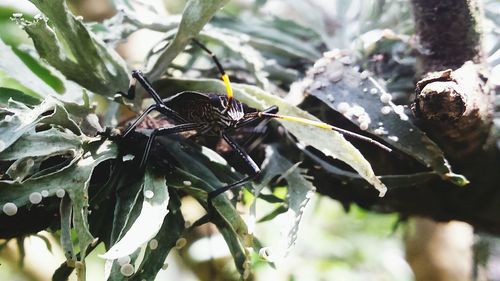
[118,70,164,106]
[207,133,260,203]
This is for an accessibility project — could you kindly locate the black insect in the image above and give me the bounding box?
[117,39,391,201]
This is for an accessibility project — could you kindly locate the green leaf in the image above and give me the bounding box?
[102,162,144,281]
[145,0,230,81]
[257,205,288,223]
[60,195,75,261]
[257,193,285,204]
[128,192,185,281]
[106,248,141,281]
[198,32,270,89]
[0,38,54,98]
[108,176,144,248]
[102,168,170,260]
[147,136,250,274]
[0,139,118,265]
[304,54,467,185]
[0,87,41,105]
[6,156,42,182]
[0,98,58,154]
[10,44,66,94]
[18,0,129,97]
[168,168,249,274]
[446,172,470,186]
[255,146,315,250]
[89,9,179,47]
[0,127,82,160]
[211,15,322,61]
[155,77,388,196]
[104,132,249,274]
[303,147,440,189]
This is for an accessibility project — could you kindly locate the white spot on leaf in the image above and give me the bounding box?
[381,106,392,115]
[29,192,42,204]
[144,190,154,199]
[149,239,158,250]
[117,256,131,266]
[3,202,17,216]
[380,93,392,103]
[56,189,66,198]
[120,263,134,277]
[337,102,350,114]
[175,238,187,249]
[388,136,399,142]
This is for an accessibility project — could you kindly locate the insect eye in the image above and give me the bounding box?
[209,95,226,111]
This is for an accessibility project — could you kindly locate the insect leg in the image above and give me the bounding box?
[191,39,234,106]
[122,104,158,138]
[120,70,187,134]
[207,133,261,200]
[128,70,186,122]
[139,123,204,171]
[119,70,169,107]
[118,74,138,100]
[119,70,156,101]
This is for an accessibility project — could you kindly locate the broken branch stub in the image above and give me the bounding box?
[412,62,493,158]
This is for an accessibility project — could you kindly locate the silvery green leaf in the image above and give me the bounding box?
[102,168,170,260]
[128,193,185,281]
[0,139,117,266]
[256,146,315,250]
[0,39,54,99]
[305,54,467,186]
[0,128,82,161]
[19,0,129,97]
[0,98,58,154]
[145,0,230,81]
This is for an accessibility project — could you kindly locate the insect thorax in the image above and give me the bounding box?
[164,92,245,131]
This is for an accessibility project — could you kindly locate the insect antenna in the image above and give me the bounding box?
[191,38,234,110]
[257,112,392,152]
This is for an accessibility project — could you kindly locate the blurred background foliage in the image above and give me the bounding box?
[0,0,498,281]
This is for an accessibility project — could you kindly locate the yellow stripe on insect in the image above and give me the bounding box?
[221,74,234,100]
[259,113,333,129]
[258,112,392,152]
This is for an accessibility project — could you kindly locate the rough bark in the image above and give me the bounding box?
[312,0,498,233]
[408,1,491,280]
[411,0,484,72]
[412,63,493,158]
[411,0,493,159]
